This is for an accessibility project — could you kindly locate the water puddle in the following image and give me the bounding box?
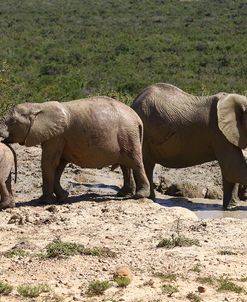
[156,195,247,219]
[83,183,120,193]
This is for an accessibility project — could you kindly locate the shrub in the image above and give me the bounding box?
[113,276,131,287]
[86,280,112,296]
[0,281,13,295]
[157,235,200,248]
[17,284,50,298]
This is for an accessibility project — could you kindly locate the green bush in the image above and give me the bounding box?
[0,0,246,115]
[86,280,112,296]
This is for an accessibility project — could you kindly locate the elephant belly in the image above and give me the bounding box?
[62,143,120,168]
[148,134,216,168]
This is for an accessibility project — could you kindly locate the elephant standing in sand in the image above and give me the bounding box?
[0,97,150,204]
[131,83,247,210]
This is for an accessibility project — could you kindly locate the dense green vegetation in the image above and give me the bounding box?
[0,0,246,113]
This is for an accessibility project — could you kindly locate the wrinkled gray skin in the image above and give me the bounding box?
[131,83,247,210]
[0,143,17,210]
[0,97,150,203]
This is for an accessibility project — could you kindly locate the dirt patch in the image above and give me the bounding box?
[0,144,246,301]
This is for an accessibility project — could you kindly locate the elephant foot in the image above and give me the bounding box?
[38,194,57,204]
[116,187,135,198]
[0,199,15,210]
[223,199,238,211]
[55,189,69,202]
[134,188,150,199]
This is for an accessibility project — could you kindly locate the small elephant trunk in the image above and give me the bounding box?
[4,143,17,183]
[0,123,9,140]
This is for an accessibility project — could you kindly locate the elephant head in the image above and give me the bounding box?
[217,94,247,149]
[0,102,70,146]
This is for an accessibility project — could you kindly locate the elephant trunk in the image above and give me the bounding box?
[0,123,9,140]
[4,143,17,183]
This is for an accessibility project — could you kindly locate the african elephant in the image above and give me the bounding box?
[0,97,150,203]
[131,83,247,210]
[0,142,17,209]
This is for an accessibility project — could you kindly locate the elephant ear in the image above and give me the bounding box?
[25,101,69,147]
[217,94,247,149]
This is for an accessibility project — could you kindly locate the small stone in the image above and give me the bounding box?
[113,265,133,281]
[198,286,206,293]
[73,295,80,301]
[8,214,24,225]
[46,205,58,213]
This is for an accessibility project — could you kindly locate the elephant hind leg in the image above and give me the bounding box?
[0,176,15,210]
[143,159,155,200]
[222,177,239,210]
[131,161,150,199]
[120,141,150,199]
[117,165,135,197]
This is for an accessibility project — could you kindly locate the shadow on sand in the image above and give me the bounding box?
[16,182,247,219]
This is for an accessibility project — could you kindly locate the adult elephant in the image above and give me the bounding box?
[131,83,247,210]
[0,97,150,203]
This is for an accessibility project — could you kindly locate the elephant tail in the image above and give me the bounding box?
[138,123,144,146]
[4,143,17,183]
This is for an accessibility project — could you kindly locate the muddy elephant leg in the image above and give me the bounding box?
[232,183,240,201]
[0,177,15,210]
[131,161,150,199]
[117,165,135,197]
[144,160,156,200]
[54,159,69,201]
[215,143,247,209]
[222,177,239,210]
[238,184,247,201]
[40,141,63,202]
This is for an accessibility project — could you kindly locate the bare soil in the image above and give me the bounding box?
[0,144,247,302]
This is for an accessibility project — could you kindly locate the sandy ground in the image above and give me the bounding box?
[0,144,247,302]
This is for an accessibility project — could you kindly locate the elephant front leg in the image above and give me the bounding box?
[54,159,69,201]
[222,177,239,210]
[40,147,59,203]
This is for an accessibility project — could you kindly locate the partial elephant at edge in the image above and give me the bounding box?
[131,83,247,210]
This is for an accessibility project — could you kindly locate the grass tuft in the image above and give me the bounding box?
[0,280,13,296]
[45,240,116,258]
[196,276,215,286]
[187,292,202,302]
[46,240,85,258]
[218,250,237,255]
[17,283,50,298]
[217,277,245,293]
[113,276,131,287]
[3,248,29,258]
[154,272,177,281]
[86,280,112,296]
[190,263,201,273]
[161,284,179,296]
[157,235,199,249]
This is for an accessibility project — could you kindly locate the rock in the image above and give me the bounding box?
[198,286,206,293]
[7,213,24,225]
[113,265,133,281]
[46,205,58,213]
[157,177,205,198]
[157,176,223,200]
[205,186,223,199]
